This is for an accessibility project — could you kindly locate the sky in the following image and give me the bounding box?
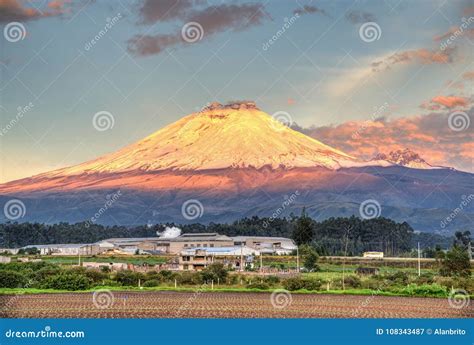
[0,0,473,182]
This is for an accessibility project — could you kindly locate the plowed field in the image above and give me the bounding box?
[0,291,472,318]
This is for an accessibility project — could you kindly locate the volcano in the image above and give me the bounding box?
[0,101,472,233]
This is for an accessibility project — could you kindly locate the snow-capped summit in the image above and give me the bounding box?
[372,148,434,169]
[40,101,361,177]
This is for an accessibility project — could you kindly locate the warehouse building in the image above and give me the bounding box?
[14,233,296,257]
[22,243,101,256]
[232,236,297,254]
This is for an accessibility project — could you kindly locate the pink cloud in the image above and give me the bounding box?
[372,47,457,71]
[421,95,472,110]
[299,109,473,172]
[431,96,469,108]
[0,0,71,22]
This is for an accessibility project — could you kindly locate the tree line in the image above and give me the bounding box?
[0,213,456,256]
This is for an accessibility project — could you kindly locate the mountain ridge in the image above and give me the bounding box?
[0,101,471,233]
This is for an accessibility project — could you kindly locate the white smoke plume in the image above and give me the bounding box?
[157,226,182,238]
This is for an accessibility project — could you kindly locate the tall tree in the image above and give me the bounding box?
[292,208,314,246]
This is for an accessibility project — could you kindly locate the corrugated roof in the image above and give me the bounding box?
[181,246,260,256]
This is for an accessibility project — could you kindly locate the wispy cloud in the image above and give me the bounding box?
[420,96,470,110]
[293,5,326,16]
[371,47,457,72]
[128,2,268,57]
[136,0,201,24]
[345,10,376,24]
[0,0,71,23]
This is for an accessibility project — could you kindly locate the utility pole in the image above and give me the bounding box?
[296,246,299,273]
[240,243,243,272]
[417,242,421,276]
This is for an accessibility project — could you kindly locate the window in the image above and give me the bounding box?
[184,244,188,247]
[210,244,214,247]
[183,264,189,270]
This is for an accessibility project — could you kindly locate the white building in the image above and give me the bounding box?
[0,256,11,263]
[232,236,297,255]
[179,246,260,271]
[22,244,102,256]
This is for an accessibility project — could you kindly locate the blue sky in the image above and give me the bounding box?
[1,0,473,181]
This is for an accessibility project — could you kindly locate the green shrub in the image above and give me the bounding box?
[145,271,160,280]
[201,263,228,282]
[32,266,62,284]
[440,245,471,278]
[143,279,160,287]
[178,271,202,285]
[263,275,280,286]
[282,277,321,291]
[396,283,447,297]
[414,273,434,285]
[343,275,361,288]
[114,270,145,286]
[84,270,109,284]
[386,271,409,285]
[226,275,239,285]
[158,270,173,280]
[0,270,27,288]
[302,279,321,291]
[100,279,121,287]
[282,277,305,291]
[436,276,474,292]
[43,273,90,290]
[361,278,384,290]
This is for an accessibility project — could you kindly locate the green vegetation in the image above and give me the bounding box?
[0,260,471,298]
[299,244,319,272]
[440,245,471,278]
[292,208,314,246]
